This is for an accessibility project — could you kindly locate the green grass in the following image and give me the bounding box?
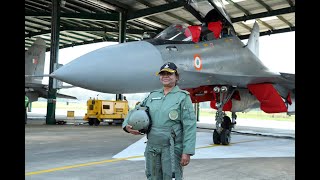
[31,102,295,122]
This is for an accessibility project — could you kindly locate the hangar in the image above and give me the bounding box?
[24,2,295,178]
[25,0,295,124]
[25,0,295,50]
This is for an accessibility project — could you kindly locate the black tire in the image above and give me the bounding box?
[221,116,231,130]
[88,119,94,126]
[113,119,123,125]
[220,129,231,145]
[213,129,221,144]
[94,119,100,126]
[108,122,113,125]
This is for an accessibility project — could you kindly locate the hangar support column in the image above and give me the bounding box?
[46,0,61,125]
[194,103,200,121]
[116,10,127,101]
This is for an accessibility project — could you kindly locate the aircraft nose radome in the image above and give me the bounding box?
[51,41,164,93]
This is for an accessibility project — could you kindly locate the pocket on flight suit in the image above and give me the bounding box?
[167,102,181,121]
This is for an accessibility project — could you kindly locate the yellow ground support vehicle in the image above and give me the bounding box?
[83,98,129,126]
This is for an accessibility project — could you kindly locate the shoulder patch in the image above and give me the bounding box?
[150,88,161,94]
[142,89,161,105]
[180,90,190,95]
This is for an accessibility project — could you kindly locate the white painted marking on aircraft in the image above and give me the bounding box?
[194,54,202,70]
[112,132,294,161]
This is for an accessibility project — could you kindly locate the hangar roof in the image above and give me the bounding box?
[25,0,295,51]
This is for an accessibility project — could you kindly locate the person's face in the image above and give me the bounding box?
[159,71,177,87]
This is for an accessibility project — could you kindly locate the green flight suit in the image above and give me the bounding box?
[123,85,197,180]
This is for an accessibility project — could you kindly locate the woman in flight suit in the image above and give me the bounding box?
[122,62,197,180]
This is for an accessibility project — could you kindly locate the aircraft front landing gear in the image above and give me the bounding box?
[212,86,236,145]
[213,113,232,145]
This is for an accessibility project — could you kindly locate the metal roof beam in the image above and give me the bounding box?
[277,16,293,28]
[236,23,252,31]
[67,0,106,13]
[65,26,160,35]
[61,31,94,41]
[132,0,193,25]
[177,0,203,22]
[25,0,52,12]
[25,22,50,30]
[127,1,183,20]
[86,0,127,12]
[26,30,51,38]
[228,0,274,34]
[25,4,47,12]
[226,0,250,15]
[129,21,157,31]
[25,17,51,27]
[25,26,160,38]
[254,0,294,28]
[231,7,295,23]
[285,0,295,7]
[25,10,119,21]
[254,0,271,11]
[69,31,102,39]
[59,34,84,43]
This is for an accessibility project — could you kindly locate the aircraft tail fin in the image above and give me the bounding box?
[25,38,46,84]
[246,21,259,57]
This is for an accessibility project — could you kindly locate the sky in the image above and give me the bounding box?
[42,31,295,101]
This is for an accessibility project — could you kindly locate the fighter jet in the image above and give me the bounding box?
[25,37,77,103]
[50,1,294,145]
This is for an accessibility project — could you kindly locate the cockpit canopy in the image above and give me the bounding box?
[154,24,193,42]
[154,23,230,43]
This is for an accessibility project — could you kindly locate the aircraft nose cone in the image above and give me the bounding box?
[50,41,164,93]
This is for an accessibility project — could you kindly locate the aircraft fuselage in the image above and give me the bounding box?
[51,36,279,94]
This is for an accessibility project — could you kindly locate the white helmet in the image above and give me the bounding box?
[127,106,151,134]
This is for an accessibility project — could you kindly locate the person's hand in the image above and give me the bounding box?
[125,125,141,135]
[180,154,191,166]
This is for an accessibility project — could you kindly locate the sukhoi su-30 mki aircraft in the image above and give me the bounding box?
[25,37,77,103]
[51,0,295,145]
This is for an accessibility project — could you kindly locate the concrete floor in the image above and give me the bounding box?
[25,115,295,180]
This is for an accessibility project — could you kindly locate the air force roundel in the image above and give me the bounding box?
[194,54,202,71]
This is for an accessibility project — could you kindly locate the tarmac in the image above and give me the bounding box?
[25,109,295,180]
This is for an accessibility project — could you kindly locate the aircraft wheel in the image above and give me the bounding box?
[88,119,94,126]
[213,129,221,144]
[221,116,231,130]
[94,119,100,126]
[220,129,231,145]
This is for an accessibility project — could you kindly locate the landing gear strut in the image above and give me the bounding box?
[212,86,237,145]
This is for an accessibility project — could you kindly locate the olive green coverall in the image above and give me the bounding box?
[123,86,197,180]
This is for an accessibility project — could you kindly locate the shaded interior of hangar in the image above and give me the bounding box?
[25,0,295,124]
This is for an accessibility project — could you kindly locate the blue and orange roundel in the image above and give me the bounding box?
[194,54,202,71]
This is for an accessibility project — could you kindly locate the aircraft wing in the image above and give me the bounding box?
[26,83,77,102]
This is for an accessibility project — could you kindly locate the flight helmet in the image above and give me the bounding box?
[127,106,151,134]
